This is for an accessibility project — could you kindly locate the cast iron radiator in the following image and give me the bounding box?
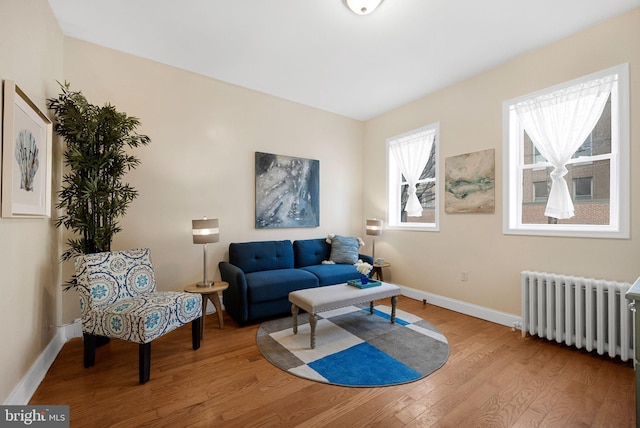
[521,271,633,361]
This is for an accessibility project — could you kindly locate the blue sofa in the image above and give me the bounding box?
[219,238,373,325]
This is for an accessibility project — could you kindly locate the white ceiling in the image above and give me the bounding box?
[48,0,639,121]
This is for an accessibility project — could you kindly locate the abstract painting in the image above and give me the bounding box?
[445,148,495,214]
[255,152,319,228]
[1,81,52,218]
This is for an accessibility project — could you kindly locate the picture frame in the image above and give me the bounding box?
[2,80,52,218]
[444,148,495,214]
[255,151,320,228]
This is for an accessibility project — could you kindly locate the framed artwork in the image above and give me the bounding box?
[255,151,319,228]
[445,148,495,214]
[2,81,52,218]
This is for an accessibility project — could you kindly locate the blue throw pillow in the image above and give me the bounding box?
[329,235,360,264]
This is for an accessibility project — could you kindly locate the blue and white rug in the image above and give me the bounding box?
[256,305,449,387]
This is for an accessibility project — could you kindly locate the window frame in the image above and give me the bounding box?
[386,122,440,231]
[502,64,629,239]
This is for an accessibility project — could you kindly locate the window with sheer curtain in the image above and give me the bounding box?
[503,64,629,238]
[387,123,439,230]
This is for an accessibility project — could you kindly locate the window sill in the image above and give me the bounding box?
[388,224,439,232]
[503,225,629,239]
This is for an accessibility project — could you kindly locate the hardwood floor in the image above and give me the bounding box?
[30,296,635,427]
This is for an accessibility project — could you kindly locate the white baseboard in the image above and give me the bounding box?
[65,318,83,339]
[399,285,521,328]
[4,320,82,405]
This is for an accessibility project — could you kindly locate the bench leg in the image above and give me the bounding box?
[309,313,317,349]
[369,301,374,314]
[391,295,398,323]
[292,304,299,334]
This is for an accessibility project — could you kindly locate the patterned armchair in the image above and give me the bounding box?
[75,248,202,384]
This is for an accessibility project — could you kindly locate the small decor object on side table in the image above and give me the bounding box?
[184,281,229,339]
[355,260,373,285]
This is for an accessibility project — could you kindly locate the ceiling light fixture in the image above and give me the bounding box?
[344,0,384,15]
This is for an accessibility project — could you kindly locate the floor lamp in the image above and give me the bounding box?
[366,219,383,260]
[192,217,220,287]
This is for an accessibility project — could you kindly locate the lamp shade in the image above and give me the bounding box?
[344,0,383,15]
[192,218,220,244]
[366,219,383,236]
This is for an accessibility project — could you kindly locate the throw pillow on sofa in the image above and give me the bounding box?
[327,234,362,264]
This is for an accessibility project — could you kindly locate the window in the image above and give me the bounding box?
[533,147,546,165]
[573,177,593,200]
[387,123,439,230]
[572,134,593,159]
[535,137,593,164]
[533,181,549,202]
[503,64,629,238]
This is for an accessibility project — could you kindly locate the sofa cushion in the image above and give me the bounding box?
[300,264,362,287]
[329,235,360,264]
[229,240,294,274]
[246,269,318,303]
[293,238,331,268]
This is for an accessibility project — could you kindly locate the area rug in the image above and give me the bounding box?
[256,305,449,387]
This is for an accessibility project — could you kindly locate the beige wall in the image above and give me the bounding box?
[61,38,366,323]
[363,8,640,316]
[0,0,63,403]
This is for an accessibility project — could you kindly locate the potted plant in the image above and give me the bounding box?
[47,82,150,289]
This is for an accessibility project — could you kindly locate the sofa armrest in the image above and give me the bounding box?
[358,254,374,265]
[358,254,375,277]
[219,261,249,325]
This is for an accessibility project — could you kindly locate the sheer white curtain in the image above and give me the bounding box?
[390,129,435,217]
[514,76,614,219]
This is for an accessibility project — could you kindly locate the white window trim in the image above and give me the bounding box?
[386,122,440,231]
[502,63,629,239]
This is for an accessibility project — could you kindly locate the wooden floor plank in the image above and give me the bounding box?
[29,297,635,427]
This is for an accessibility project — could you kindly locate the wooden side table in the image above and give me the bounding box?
[371,262,391,281]
[184,281,229,339]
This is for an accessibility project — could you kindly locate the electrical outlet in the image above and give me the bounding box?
[460,271,468,282]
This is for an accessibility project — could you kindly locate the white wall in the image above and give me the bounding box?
[61,38,366,323]
[363,8,640,316]
[0,0,63,404]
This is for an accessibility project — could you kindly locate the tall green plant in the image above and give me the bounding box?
[48,82,150,287]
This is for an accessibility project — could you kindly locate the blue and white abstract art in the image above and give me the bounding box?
[255,152,319,229]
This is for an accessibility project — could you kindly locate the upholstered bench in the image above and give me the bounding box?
[289,282,401,348]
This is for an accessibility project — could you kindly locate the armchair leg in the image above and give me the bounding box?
[96,335,111,347]
[83,333,96,368]
[192,318,201,350]
[139,342,151,384]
